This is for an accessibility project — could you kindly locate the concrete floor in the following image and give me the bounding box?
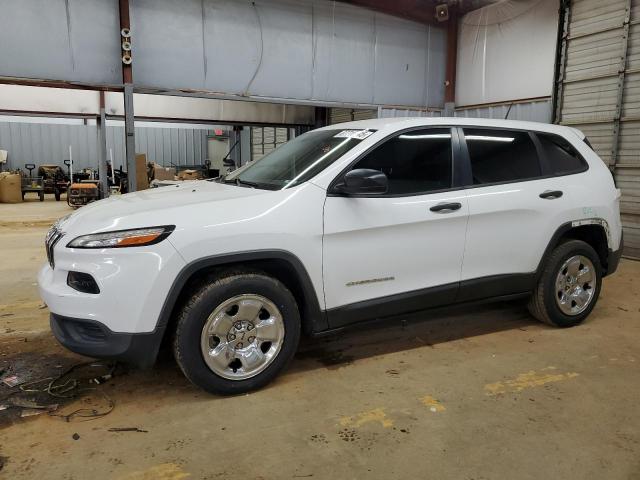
[1,196,639,479]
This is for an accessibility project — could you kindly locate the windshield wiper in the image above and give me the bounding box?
[222,177,259,188]
[235,179,259,188]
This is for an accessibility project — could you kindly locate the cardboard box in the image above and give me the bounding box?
[177,169,203,181]
[152,163,176,181]
[0,173,22,203]
[135,154,149,191]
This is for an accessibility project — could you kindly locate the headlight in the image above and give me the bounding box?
[66,226,175,249]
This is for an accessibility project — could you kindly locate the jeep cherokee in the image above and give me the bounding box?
[39,118,624,394]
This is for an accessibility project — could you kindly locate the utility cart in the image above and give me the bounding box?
[67,180,100,208]
[21,164,44,201]
[39,164,69,201]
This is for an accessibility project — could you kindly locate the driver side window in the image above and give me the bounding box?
[350,128,453,195]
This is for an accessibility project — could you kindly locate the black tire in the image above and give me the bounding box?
[55,190,61,201]
[39,191,44,202]
[528,239,602,327]
[173,269,301,395]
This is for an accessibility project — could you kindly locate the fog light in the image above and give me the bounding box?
[67,271,100,294]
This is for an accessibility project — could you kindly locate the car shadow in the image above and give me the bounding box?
[126,298,538,402]
[0,298,540,422]
[289,299,537,373]
[140,299,537,394]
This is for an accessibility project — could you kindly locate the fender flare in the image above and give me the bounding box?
[155,249,327,334]
[535,219,611,277]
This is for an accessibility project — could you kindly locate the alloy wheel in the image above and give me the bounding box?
[200,294,285,380]
[554,255,596,316]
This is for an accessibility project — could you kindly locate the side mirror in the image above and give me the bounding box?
[335,168,388,195]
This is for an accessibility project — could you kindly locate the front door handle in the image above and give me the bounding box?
[539,190,563,199]
[430,202,462,213]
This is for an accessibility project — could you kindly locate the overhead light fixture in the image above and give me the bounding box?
[435,4,449,22]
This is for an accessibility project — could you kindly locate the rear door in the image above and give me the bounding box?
[457,127,587,301]
[322,127,469,327]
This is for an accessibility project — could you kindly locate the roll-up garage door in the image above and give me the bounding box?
[555,0,640,258]
[250,127,289,162]
[328,108,377,125]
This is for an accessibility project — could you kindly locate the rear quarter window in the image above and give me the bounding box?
[536,133,587,176]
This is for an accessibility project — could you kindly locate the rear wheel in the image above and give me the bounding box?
[39,191,44,202]
[54,190,61,201]
[173,270,300,395]
[528,240,602,327]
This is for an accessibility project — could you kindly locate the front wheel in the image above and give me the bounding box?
[173,270,301,395]
[528,239,602,327]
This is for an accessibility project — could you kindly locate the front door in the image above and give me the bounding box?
[322,128,469,327]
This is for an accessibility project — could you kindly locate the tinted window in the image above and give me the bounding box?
[464,128,541,185]
[352,128,452,195]
[537,132,586,175]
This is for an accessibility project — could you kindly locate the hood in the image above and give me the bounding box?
[59,180,267,234]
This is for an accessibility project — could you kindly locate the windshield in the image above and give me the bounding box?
[223,129,374,190]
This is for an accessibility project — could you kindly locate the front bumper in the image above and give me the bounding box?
[39,231,186,367]
[50,313,163,368]
[38,237,185,334]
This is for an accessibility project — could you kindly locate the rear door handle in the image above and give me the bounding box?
[539,190,563,199]
[430,202,462,213]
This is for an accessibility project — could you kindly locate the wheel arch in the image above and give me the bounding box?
[537,220,612,277]
[155,250,326,356]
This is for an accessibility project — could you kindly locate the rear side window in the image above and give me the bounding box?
[536,133,587,175]
[463,128,541,185]
[353,128,452,195]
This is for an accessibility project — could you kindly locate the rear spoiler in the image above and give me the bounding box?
[567,126,585,140]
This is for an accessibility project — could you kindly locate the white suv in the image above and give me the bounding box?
[39,118,623,394]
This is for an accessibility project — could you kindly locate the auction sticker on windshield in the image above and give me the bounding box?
[334,130,374,140]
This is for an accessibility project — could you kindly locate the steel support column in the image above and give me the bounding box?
[229,126,242,168]
[97,91,110,197]
[610,0,632,171]
[123,83,137,192]
[239,127,251,167]
[444,10,458,106]
[314,106,329,128]
[552,0,571,123]
[119,0,137,192]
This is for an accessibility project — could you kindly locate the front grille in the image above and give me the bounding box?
[45,226,64,268]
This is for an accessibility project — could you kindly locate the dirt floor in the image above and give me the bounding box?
[0,195,639,479]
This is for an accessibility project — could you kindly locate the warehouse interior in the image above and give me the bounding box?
[0,0,639,478]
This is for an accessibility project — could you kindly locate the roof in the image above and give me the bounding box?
[319,117,585,139]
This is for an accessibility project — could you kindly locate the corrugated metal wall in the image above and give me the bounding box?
[379,107,442,118]
[555,0,640,258]
[0,0,448,109]
[454,98,553,123]
[0,121,212,172]
[455,0,559,107]
[335,100,552,122]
